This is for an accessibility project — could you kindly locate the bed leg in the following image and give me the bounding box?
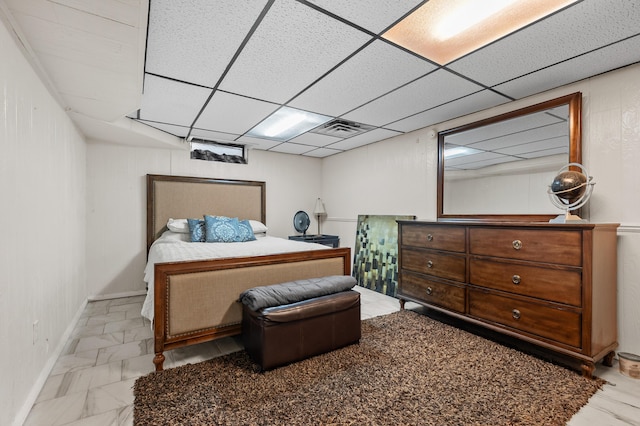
[153,352,165,371]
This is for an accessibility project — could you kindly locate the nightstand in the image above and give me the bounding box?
[288,234,340,248]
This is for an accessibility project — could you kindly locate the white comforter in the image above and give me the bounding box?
[141,231,329,321]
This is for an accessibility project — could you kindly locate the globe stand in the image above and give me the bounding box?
[547,163,594,224]
[549,211,587,224]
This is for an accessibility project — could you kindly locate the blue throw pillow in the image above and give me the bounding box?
[187,218,205,242]
[236,219,257,242]
[204,215,240,243]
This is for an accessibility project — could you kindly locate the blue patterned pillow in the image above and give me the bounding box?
[204,215,240,243]
[187,218,205,242]
[236,219,257,242]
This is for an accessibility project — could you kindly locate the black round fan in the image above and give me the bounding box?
[293,210,310,235]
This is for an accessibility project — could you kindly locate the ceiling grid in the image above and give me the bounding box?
[3,0,640,156]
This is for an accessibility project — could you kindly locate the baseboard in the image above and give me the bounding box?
[88,289,146,301]
[13,298,88,426]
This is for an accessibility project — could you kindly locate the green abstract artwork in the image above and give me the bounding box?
[353,214,415,297]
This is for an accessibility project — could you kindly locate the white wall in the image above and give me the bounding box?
[0,18,87,426]
[323,63,640,356]
[445,169,560,215]
[85,144,323,297]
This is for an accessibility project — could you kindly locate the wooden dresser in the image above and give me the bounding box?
[397,221,619,377]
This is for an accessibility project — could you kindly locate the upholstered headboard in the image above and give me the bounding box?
[146,174,266,252]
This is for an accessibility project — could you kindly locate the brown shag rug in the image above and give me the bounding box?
[134,310,604,425]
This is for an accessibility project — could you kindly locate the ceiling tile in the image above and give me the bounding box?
[137,120,190,138]
[518,145,568,159]
[237,135,281,150]
[447,153,517,170]
[447,151,507,167]
[219,0,372,104]
[268,142,316,155]
[328,128,402,151]
[36,48,138,97]
[446,109,567,149]
[36,54,140,120]
[138,74,211,126]
[289,132,343,147]
[305,0,423,34]
[289,39,436,116]
[386,90,511,132]
[6,0,141,28]
[304,147,344,158]
[343,69,485,126]
[448,0,640,87]
[493,35,640,99]
[145,0,269,87]
[195,91,279,135]
[496,136,568,156]
[42,0,141,26]
[190,128,241,144]
[470,122,567,152]
[5,0,144,121]
[9,11,137,74]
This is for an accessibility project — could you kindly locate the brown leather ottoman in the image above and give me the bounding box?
[242,290,361,371]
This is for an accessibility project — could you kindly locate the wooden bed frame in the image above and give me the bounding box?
[147,174,351,371]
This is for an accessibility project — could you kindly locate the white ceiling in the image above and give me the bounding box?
[3,0,640,156]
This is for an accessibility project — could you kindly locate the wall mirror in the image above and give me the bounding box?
[437,92,582,221]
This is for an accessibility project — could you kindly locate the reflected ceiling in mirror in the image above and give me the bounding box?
[437,92,582,221]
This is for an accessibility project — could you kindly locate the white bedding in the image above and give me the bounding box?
[141,231,330,321]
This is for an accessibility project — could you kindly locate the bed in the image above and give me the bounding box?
[144,174,351,371]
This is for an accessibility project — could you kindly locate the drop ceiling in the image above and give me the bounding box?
[2,0,640,157]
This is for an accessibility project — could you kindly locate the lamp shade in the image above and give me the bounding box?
[313,198,326,215]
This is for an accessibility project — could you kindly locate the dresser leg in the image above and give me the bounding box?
[603,351,615,367]
[399,299,406,310]
[581,361,595,378]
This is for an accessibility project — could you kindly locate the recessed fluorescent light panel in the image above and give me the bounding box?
[444,146,482,159]
[247,107,332,142]
[383,0,578,65]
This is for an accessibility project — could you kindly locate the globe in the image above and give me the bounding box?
[547,163,594,223]
[550,170,588,204]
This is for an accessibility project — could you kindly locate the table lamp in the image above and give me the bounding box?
[313,198,326,235]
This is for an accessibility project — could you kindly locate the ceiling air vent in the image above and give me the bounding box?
[310,119,374,138]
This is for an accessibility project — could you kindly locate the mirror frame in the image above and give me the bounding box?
[437,92,582,222]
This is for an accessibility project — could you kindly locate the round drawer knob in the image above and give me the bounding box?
[512,274,521,285]
[426,287,433,295]
[427,260,433,268]
[427,234,434,242]
[512,309,521,320]
[512,240,523,250]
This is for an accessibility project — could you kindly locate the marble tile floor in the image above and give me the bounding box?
[23,288,640,426]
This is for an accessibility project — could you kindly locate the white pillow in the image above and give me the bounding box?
[159,230,191,242]
[249,220,268,234]
[167,218,190,233]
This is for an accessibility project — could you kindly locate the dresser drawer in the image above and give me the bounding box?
[468,289,581,348]
[401,225,465,252]
[400,272,465,313]
[469,258,582,306]
[469,228,582,266]
[401,248,466,282]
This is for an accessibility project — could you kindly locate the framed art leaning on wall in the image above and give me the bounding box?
[353,214,415,297]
